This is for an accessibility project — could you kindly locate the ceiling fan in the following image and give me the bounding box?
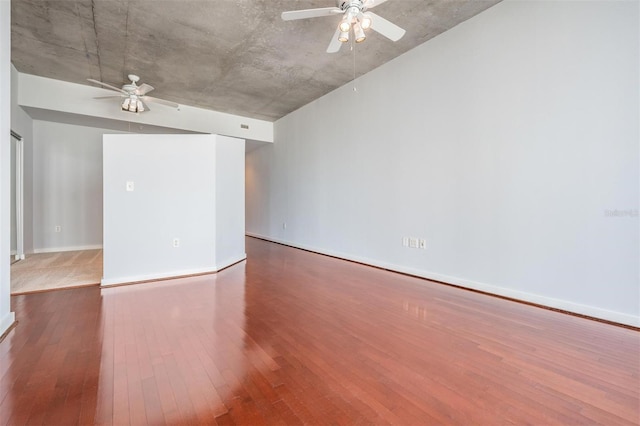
[87,74,180,113]
[281,0,406,53]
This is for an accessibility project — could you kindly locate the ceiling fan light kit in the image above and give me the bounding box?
[360,13,372,30]
[122,96,145,113]
[339,16,351,32]
[353,22,366,43]
[281,0,405,53]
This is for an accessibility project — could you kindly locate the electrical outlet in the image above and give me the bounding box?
[419,239,426,249]
[173,238,180,248]
[126,181,135,192]
[402,237,409,247]
[409,237,418,248]
[54,225,61,233]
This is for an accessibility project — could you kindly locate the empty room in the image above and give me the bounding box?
[0,0,638,425]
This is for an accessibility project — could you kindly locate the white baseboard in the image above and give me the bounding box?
[246,232,640,328]
[101,266,219,287]
[101,253,247,287]
[33,244,103,254]
[216,253,247,271]
[10,250,25,260]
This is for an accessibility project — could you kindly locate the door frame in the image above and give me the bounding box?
[10,130,24,261]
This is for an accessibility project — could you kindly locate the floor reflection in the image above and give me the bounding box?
[98,269,248,424]
[2,286,104,425]
[2,238,639,425]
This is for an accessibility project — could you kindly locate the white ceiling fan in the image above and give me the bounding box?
[282,0,406,53]
[87,74,180,113]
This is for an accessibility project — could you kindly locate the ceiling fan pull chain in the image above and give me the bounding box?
[352,38,357,92]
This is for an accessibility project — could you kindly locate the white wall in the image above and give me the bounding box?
[0,0,16,336]
[246,0,639,326]
[215,135,246,269]
[10,65,33,254]
[32,120,111,252]
[102,134,245,286]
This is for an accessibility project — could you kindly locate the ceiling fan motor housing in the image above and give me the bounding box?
[337,0,364,11]
[122,74,140,93]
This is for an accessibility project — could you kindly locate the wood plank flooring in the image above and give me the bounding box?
[1,237,638,425]
[10,250,102,294]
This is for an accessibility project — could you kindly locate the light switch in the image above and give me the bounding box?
[126,181,134,192]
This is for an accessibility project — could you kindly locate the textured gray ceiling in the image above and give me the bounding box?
[11,0,501,121]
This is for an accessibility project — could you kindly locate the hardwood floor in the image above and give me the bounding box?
[1,237,638,425]
[11,250,102,294]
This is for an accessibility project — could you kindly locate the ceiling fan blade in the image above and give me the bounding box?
[136,83,154,95]
[87,78,128,95]
[142,96,179,109]
[94,95,124,99]
[363,0,390,9]
[368,12,406,41]
[281,7,341,21]
[327,26,343,53]
[139,100,150,112]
